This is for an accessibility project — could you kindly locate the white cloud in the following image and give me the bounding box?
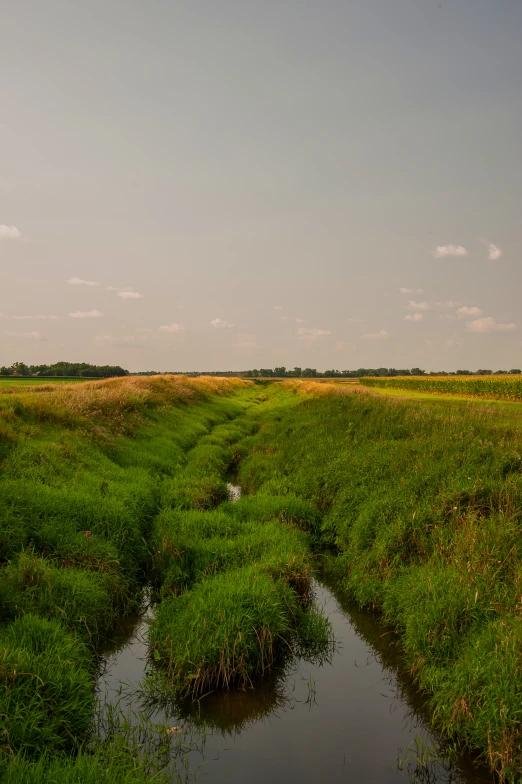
[14,314,59,321]
[347,317,362,323]
[404,313,423,322]
[296,326,332,346]
[408,300,430,311]
[68,277,100,287]
[282,316,307,324]
[5,330,40,339]
[0,225,21,240]
[466,317,516,334]
[159,323,185,333]
[362,329,389,340]
[456,305,482,319]
[117,290,144,299]
[435,300,461,309]
[400,287,424,295]
[69,309,103,319]
[433,245,468,258]
[444,339,461,350]
[335,340,355,350]
[297,327,331,338]
[273,306,282,311]
[210,318,234,329]
[488,243,502,261]
[107,286,118,291]
[95,334,136,344]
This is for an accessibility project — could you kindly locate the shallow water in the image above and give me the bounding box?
[97,578,494,783]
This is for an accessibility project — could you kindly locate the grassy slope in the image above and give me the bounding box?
[0,375,251,776]
[236,381,522,782]
[0,376,329,779]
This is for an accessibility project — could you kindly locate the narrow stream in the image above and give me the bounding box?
[96,486,495,784]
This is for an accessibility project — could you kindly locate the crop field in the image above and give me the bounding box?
[1,375,522,781]
[361,374,522,400]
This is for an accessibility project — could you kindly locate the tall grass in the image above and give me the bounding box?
[362,374,522,400]
[0,376,256,772]
[148,391,331,698]
[235,383,522,782]
[0,615,94,759]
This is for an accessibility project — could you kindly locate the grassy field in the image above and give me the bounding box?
[362,374,522,401]
[0,375,329,780]
[233,380,522,782]
[3,374,522,781]
[0,376,95,387]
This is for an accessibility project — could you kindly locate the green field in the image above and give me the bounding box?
[0,376,93,387]
[362,374,522,400]
[1,376,522,781]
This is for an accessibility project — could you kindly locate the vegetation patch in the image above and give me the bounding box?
[150,565,303,695]
[362,374,522,401]
[0,615,94,759]
[234,381,522,782]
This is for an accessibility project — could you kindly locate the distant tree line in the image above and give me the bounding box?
[240,367,522,378]
[0,361,129,378]
[134,367,522,378]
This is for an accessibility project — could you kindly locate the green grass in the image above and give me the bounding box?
[0,614,94,759]
[148,389,330,697]
[0,376,333,776]
[150,564,305,695]
[0,751,169,784]
[0,377,92,387]
[0,376,259,769]
[234,383,522,781]
[362,374,522,401]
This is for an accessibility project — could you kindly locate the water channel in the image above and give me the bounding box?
[96,486,495,784]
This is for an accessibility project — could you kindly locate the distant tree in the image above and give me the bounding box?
[10,361,30,376]
[410,368,425,376]
[509,369,522,374]
[274,367,286,377]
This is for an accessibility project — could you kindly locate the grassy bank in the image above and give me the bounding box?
[0,375,249,776]
[0,376,330,779]
[234,381,522,782]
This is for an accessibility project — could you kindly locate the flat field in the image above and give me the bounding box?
[361,374,522,400]
[0,376,93,387]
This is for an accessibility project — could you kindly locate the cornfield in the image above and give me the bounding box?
[360,375,522,401]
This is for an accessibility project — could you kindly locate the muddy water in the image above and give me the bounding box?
[97,485,494,783]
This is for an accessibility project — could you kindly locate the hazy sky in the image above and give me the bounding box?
[2,1,522,371]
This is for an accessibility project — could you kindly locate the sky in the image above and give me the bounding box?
[1,0,522,372]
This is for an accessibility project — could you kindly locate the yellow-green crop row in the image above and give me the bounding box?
[360,375,522,400]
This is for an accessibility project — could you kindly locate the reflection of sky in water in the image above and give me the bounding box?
[97,582,494,784]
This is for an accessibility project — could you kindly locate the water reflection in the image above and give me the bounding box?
[96,579,495,784]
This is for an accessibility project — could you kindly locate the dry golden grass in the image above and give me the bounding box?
[280,379,371,397]
[0,375,251,434]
